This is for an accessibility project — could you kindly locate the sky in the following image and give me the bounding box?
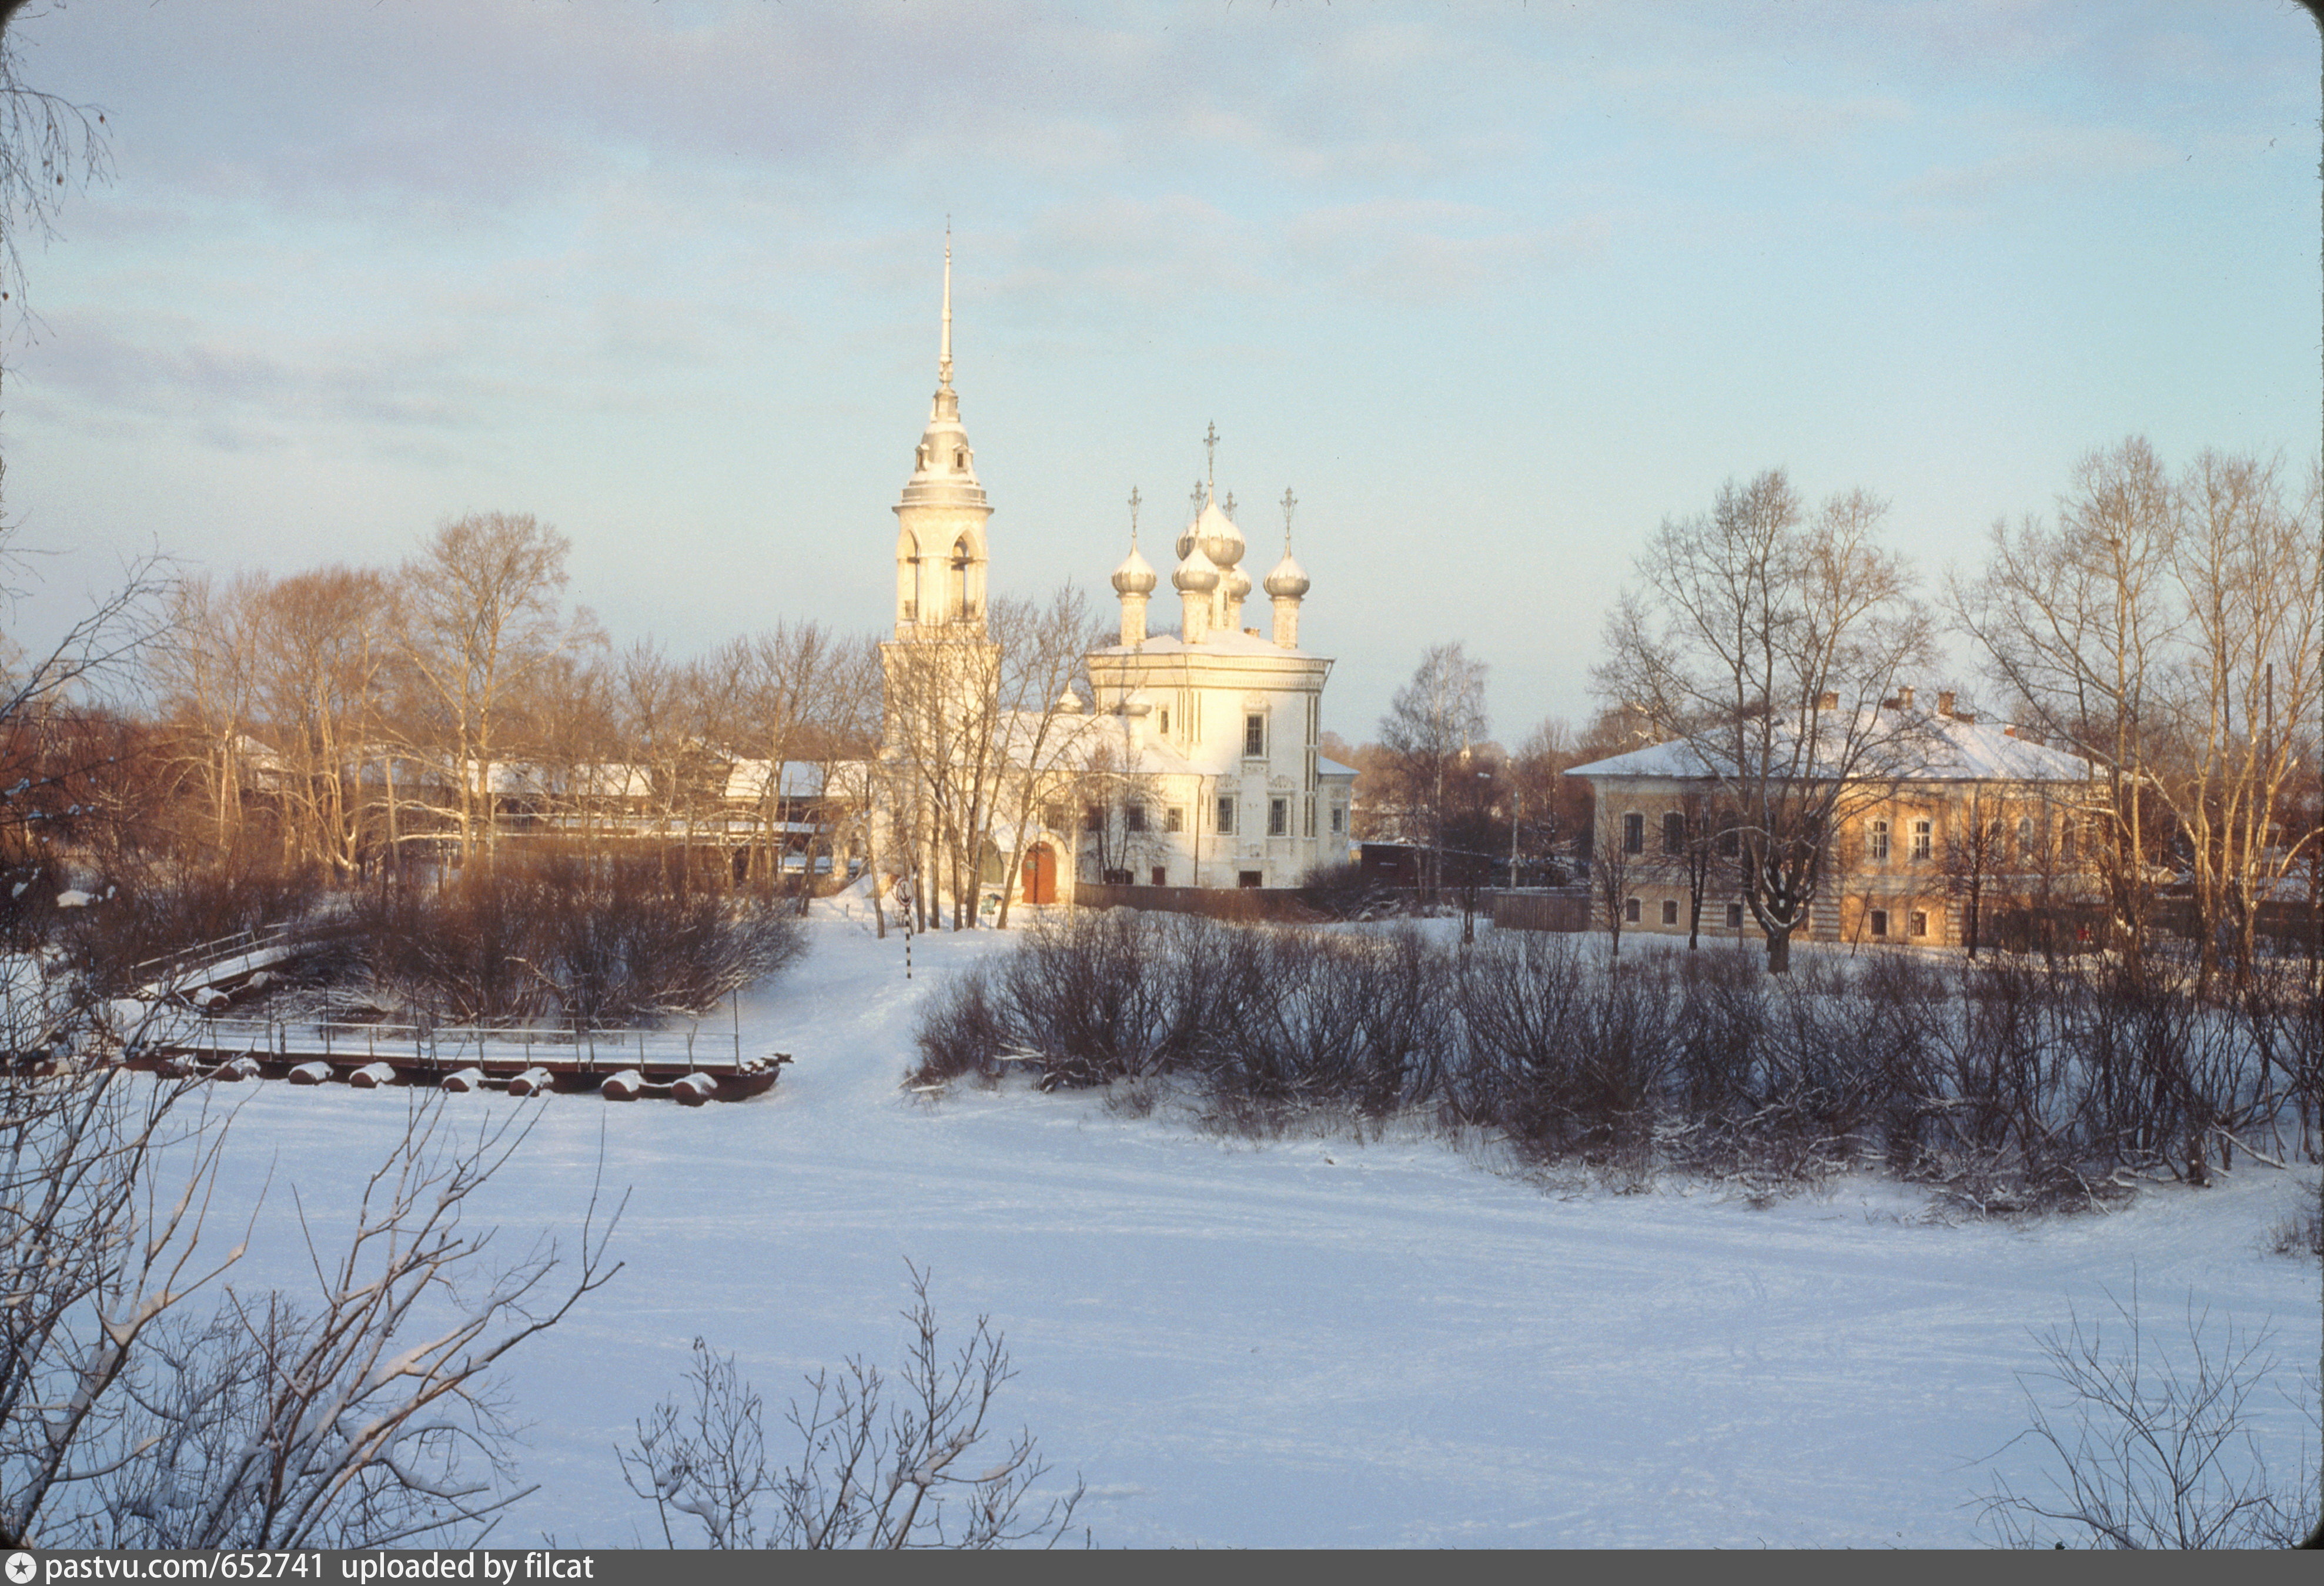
[1,0,2316,742]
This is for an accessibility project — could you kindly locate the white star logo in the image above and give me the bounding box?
[5,1552,35,1585]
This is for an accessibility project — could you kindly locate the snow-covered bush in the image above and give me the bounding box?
[916,913,2323,1202]
[357,845,805,1026]
[1978,1288,2319,1548]
[620,1265,1084,1549]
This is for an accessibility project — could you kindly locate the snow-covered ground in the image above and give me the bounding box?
[190,902,2320,1548]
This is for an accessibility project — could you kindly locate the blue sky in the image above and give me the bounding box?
[4,1,2316,742]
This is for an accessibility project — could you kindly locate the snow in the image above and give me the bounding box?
[165,904,2320,1548]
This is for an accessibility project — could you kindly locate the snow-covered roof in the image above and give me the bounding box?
[723,759,846,802]
[1568,708,2094,786]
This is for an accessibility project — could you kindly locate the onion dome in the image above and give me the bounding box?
[1263,551,1309,600]
[1222,564,1253,603]
[1195,497,1246,570]
[1111,544,1159,595]
[1055,685,1086,714]
[1172,540,1220,594]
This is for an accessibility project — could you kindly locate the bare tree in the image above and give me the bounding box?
[1951,440,2178,972]
[246,566,396,880]
[1590,801,1637,958]
[0,1,109,330]
[989,588,1108,926]
[2164,448,2322,983]
[621,1264,1084,1549]
[1596,470,1936,972]
[1377,643,1491,904]
[397,513,601,869]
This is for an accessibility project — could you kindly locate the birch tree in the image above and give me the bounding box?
[398,513,600,869]
[1596,470,1936,973]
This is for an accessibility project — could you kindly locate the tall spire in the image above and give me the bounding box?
[938,220,954,391]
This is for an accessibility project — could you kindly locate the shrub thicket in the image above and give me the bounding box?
[356,848,805,1026]
[912,912,2322,1204]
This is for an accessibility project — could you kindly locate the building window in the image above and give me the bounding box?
[1910,910,1930,938]
[1268,798,1288,837]
[1911,819,1932,862]
[1245,714,1265,757]
[1662,812,1685,855]
[2017,816,2035,856]
[1151,866,1167,887]
[1867,819,1890,861]
[1126,802,1147,832]
[1238,870,1263,889]
[1042,802,1063,831]
[1084,804,1104,833]
[1726,902,1744,929]
[1330,804,1346,835]
[953,447,966,468]
[1166,806,1184,833]
[1624,897,1641,923]
[1216,796,1236,834]
[1660,899,1678,925]
[1718,825,1739,857]
[1159,708,1170,734]
[1869,908,1889,938]
[1622,812,1644,854]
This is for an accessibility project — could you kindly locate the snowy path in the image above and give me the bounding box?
[190,904,2322,1548]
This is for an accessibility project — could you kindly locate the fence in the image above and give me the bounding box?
[1487,890,1595,933]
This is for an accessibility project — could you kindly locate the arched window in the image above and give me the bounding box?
[951,538,973,620]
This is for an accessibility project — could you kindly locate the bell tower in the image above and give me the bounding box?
[892,229,992,637]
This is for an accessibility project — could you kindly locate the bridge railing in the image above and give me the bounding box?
[141,1013,748,1070]
[129,921,309,988]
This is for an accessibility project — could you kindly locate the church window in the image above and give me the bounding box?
[1330,804,1346,836]
[1126,802,1147,832]
[1910,910,1930,938]
[953,447,966,469]
[1245,714,1266,758]
[1622,812,1643,854]
[950,540,974,621]
[1661,811,1684,855]
[1084,804,1104,833]
[1165,807,1184,834]
[1042,802,1063,831]
[1216,796,1236,834]
[1268,798,1288,837]
[1159,708,1169,734]
[1867,819,1890,861]
[1911,819,1932,861]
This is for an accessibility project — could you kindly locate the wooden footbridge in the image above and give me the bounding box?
[125,1012,788,1105]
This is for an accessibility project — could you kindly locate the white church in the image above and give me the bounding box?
[877,245,1356,909]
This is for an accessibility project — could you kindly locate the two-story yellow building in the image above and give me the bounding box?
[1567,692,2101,948]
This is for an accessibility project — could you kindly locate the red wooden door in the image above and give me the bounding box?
[1021,845,1055,905]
